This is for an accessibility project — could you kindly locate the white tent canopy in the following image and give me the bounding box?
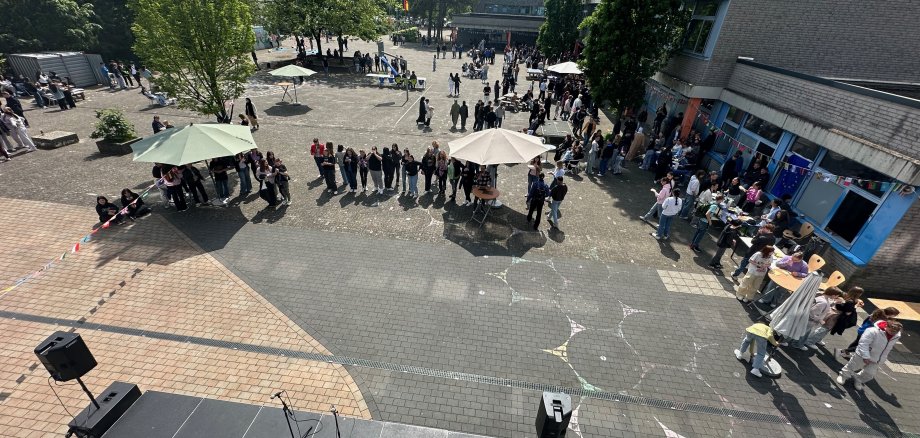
[446,129,553,165]
[546,61,583,75]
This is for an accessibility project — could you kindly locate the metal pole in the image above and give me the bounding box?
[76,377,100,409]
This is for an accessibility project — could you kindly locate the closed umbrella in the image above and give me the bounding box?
[268,64,317,105]
[130,123,256,166]
[446,128,553,165]
[546,62,583,75]
[769,272,822,341]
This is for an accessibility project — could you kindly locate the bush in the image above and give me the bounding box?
[393,26,418,43]
[90,109,138,143]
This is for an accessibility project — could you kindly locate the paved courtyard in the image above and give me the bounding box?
[1,39,920,437]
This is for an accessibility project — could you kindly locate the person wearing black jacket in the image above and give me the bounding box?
[404,154,421,197]
[459,101,469,130]
[460,161,477,206]
[120,189,150,219]
[382,147,395,190]
[321,148,338,194]
[368,147,384,194]
[95,196,124,224]
[731,224,776,279]
[421,150,436,192]
[473,101,484,131]
[526,173,550,230]
[548,176,568,229]
[710,219,742,269]
[391,144,402,189]
[180,164,210,206]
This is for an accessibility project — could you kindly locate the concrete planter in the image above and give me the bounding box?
[33,131,80,150]
[96,137,141,155]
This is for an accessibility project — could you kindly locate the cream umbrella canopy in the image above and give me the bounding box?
[130,123,257,166]
[446,128,553,165]
[546,61,583,75]
[268,64,317,104]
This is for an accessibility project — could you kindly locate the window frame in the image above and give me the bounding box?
[681,0,728,58]
[793,148,892,248]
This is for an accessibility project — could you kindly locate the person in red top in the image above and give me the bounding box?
[310,138,325,177]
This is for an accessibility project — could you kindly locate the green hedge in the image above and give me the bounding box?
[393,26,418,43]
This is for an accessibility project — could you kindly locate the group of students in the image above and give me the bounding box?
[736,291,902,389]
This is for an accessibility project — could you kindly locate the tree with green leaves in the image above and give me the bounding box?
[579,0,689,110]
[131,0,255,121]
[536,0,582,59]
[251,0,392,55]
[88,0,136,61]
[0,0,99,53]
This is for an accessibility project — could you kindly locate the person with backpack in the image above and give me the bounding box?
[526,173,550,230]
[709,219,742,269]
[548,176,567,230]
[689,194,722,252]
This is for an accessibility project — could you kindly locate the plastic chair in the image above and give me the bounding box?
[820,270,845,289]
[783,221,814,241]
[807,253,825,272]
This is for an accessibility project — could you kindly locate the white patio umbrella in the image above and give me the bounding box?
[268,64,317,104]
[446,128,553,165]
[546,61,583,75]
[769,272,822,341]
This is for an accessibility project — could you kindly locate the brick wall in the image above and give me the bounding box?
[725,63,920,161]
[663,0,920,87]
[850,199,920,298]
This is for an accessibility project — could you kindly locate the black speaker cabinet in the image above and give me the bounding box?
[34,331,97,381]
[68,382,141,438]
[535,391,572,438]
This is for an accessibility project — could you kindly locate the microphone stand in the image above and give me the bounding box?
[330,405,342,438]
[273,392,297,438]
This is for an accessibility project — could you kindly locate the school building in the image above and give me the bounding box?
[644,0,920,298]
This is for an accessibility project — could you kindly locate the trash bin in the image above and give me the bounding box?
[535,391,571,438]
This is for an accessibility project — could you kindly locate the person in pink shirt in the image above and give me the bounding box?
[639,177,673,224]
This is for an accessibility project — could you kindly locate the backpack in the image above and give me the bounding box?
[695,201,716,218]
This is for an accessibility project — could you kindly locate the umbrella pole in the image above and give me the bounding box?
[205,159,220,202]
[293,82,301,105]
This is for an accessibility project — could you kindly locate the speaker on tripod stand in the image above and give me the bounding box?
[35,331,141,438]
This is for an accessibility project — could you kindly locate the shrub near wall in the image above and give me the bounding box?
[393,26,419,43]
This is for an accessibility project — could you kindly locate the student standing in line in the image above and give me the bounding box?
[321,148,338,194]
[652,188,682,240]
[548,176,567,230]
[357,150,369,192]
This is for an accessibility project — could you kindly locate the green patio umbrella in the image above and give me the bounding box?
[130,123,257,166]
[268,64,317,104]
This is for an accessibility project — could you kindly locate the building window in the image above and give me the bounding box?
[797,178,844,226]
[819,150,893,197]
[682,0,722,56]
[825,191,878,243]
[742,115,783,144]
[789,137,821,162]
[725,105,745,125]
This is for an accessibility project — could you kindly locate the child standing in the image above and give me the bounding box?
[735,245,775,302]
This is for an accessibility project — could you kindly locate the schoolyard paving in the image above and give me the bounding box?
[1,38,919,437]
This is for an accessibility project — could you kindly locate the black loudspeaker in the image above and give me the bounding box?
[68,382,141,438]
[34,331,97,382]
[535,391,572,438]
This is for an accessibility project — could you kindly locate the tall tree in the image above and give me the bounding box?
[89,0,136,61]
[131,0,255,121]
[579,0,689,109]
[0,0,99,53]
[536,0,581,58]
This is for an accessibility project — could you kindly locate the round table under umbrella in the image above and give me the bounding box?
[447,128,554,207]
[268,64,317,105]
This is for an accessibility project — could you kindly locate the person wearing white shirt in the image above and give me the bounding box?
[587,137,600,174]
[652,189,682,240]
[571,96,582,113]
[680,170,704,219]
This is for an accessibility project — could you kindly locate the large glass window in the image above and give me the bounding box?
[825,191,878,243]
[789,137,821,162]
[725,105,745,125]
[742,115,783,144]
[818,151,892,197]
[682,1,721,55]
[797,178,844,225]
[713,123,737,155]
